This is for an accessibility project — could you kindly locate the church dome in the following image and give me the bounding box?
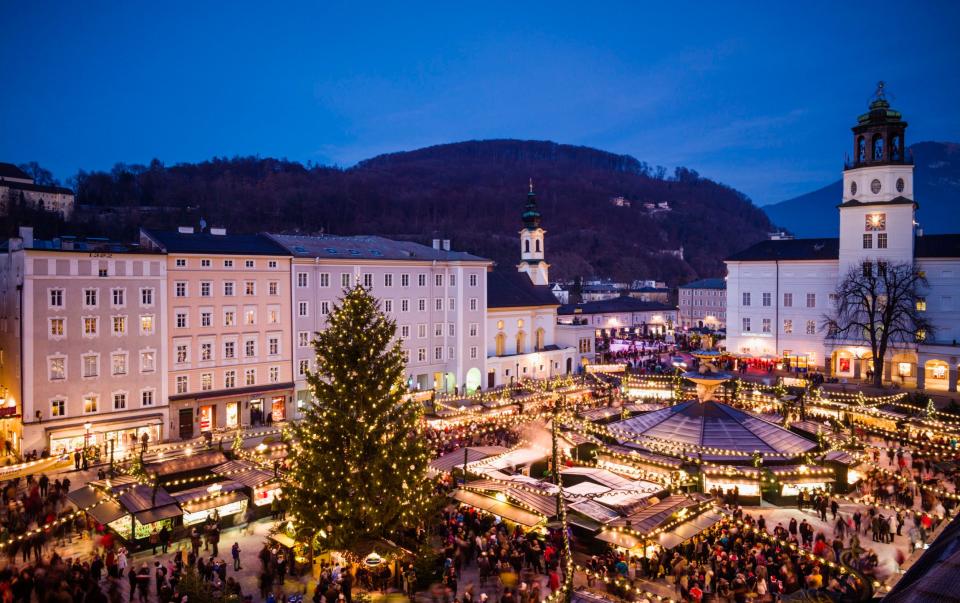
[521,183,542,230]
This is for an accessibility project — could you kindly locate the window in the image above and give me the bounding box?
[176,376,188,394]
[806,320,816,335]
[401,274,410,287]
[268,337,279,355]
[762,292,771,307]
[469,323,478,337]
[269,366,279,383]
[224,310,236,326]
[112,316,126,335]
[418,324,427,338]
[878,262,887,277]
[319,273,330,287]
[384,300,393,313]
[434,323,443,337]
[245,260,255,269]
[83,395,98,414]
[363,274,373,288]
[417,348,426,362]
[469,274,478,287]
[418,274,426,287]
[200,281,211,297]
[176,312,188,328]
[384,274,393,287]
[418,299,426,312]
[175,258,186,267]
[141,390,154,407]
[111,288,125,307]
[297,272,308,288]
[224,259,234,268]
[877,233,888,249]
[298,360,309,376]
[742,318,751,332]
[225,370,237,388]
[200,342,213,361]
[175,281,187,297]
[176,344,189,364]
[268,260,278,269]
[435,274,443,287]
[140,288,153,306]
[782,319,792,334]
[49,289,64,307]
[83,317,99,337]
[268,308,280,324]
[244,281,256,296]
[863,262,872,278]
[201,311,212,327]
[806,293,816,308]
[449,323,456,337]
[51,399,65,417]
[449,274,456,287]
[245,369,256,386]
[224,281,235,296]
[49,357,66,381]
[269,281,279,296]
[113,392,127,410]
[470,346,478,359]
[201,259,211,268]
[83,354,99,378]
[99,267,108,277]
[201,373,213,391]
[84,288,98,307]
[140,350,155,373]
[298,331,310,347]
[112,353,127,375]
[320,301,330,315]
[762,318,771,333]
[245,339,256,357]
[469,298,478,311]
[49,318,65,338]
[341,273,351,288]
[863,234,873,249]
[742,292,751,306]
[435,298,443,311]
[400,325,410,338]
[401,299,409,312]
[449,298,455,311]
[298,302,308,317]
[434,347,443,360]
[224,341,235,359]
[244,309,256,325]
[783,293,793,307]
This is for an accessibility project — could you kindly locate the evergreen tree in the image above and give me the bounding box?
[286,286,433,552]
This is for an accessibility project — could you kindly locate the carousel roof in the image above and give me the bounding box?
[611,400,817,456]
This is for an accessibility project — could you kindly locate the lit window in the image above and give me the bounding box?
[84,317,98,336]
[49,318,65,338]
[782,319,792,334]
[112,353,127,375]
[245,281,256,296]
[49,357,66,381]
[113,316,126,335]
[83,395,98,414]
[140,351,155,372]
[201,373,213,391]
[50,399,65,417]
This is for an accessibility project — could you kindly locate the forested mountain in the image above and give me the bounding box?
[13,140,776,285]
[764,141,960,237]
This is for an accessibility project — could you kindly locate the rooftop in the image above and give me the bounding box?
[140,228,291,256]
[727,233,960,262]
[269,233,489,262]
[487,271,560,308]
[679,277,726,290]
[558,296,675,316]
[0,163,31,181]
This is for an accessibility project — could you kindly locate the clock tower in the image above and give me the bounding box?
[518,181,550,286]
[838,82,917,273]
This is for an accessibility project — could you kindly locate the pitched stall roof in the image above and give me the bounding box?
[679,278,726,290]
[558,297,676,316]
[487,271,560,308]
[269,233,489,262]
[140,229,291,256]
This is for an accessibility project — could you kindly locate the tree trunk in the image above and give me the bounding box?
[873,356,885,388]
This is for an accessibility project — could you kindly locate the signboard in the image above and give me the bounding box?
[199,405,214,432]
[183,499,248,526]
[585,363,627,374]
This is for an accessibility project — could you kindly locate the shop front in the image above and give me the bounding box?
[47,413,165,457]
[174,482,249,527]
[171,383,294,440]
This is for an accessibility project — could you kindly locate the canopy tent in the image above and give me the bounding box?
[656,510,724,549]
[148,451,229,477]
[180,491,248,514]
[451,489,544,528]
[595,529,642,550]
[605,495,698,532]
[212,460,277,488]
[469,447,547,472]
[429,446,508,474]
[561,466,637,490]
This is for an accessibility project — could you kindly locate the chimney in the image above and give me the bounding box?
[432,239,441,250]
[177,226,195,234]
[210,227,227,236]
[18,227,33,248]
[442,239,451,251]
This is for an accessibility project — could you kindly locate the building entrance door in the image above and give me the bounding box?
[178,408,194,440]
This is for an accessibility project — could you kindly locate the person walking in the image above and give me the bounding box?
[232,542,242,571]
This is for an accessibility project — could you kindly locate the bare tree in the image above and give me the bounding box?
[824,260,932,387]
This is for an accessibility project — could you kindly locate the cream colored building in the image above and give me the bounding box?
[0,163,75,220]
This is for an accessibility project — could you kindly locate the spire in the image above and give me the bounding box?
[521,180,541,230]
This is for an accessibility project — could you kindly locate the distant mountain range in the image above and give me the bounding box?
[24,139,776,286]
[764,141,960,237]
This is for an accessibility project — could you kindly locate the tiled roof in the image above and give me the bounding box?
[916,234,960,258]
[838,196,916,208]
[269,233,489,262]
[141,229,291,256]
[487,271,560,308]
[557,297,675,316]
[0,163,30,180]
[726,238,840,262]
[0,179,73,195]
[679,278,726,290]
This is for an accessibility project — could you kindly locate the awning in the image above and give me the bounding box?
[595,530,643,550]
[134,505,182,525]
[67,486,103,509]
[657,511,724,550]
[182,491,247,514]
[451,489,543,528]
[89,500,127,525]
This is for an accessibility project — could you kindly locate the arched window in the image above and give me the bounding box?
[891,135,901,160]
[496,320,504,330]
[516,331,526,354]
[873,135,884,161]
[495,333,506,356]
[535,239,541,252]
[857,137,866,163]
[535,327,545,351]
[524,240,530,253]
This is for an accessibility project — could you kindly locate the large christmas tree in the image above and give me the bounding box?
[286,285,434,552]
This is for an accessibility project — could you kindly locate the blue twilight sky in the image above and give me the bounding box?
[2,1,959,205]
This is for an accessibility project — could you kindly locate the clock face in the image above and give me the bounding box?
[896,178,905,193]
[850,181,858,196]
[871,179,882,194]
[865,213,886,231]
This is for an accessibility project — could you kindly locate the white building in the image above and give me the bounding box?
[485,186,594,388]
[268,234,491,399]
[0,228,168,456]
[0,163,75,220]
[725,90,960,391]
[557,296,677,337]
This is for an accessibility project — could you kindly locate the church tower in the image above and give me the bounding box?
[518,181,550,286]
[838,82,916,272]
